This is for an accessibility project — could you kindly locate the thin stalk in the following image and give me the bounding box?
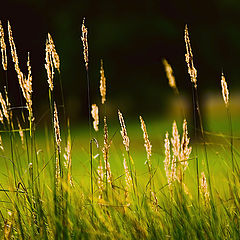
[191,84,199,203]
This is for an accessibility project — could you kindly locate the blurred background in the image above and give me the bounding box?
[0,0,240,131]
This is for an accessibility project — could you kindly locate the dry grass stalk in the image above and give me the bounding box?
[221,72,229,107]
[81,18,89,71]
[0,92,9,123]
[17,119,24,147]
[200,172,210,206]
[0,21,7,71]
[184,25,197,88]
[103,117,112,185]
[100,59,106,104]
[180,119,192,171]
[139,116,152,167]
[91,104,99,131]
[123,156,132,205]
[118,110,130,152]
[162,58,177,90]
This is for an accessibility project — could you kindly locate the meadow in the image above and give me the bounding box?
[0,19,239,239]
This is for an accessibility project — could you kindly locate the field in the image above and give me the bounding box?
[0,20,240,239]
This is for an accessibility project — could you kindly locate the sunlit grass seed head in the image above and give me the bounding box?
[103,116,112,185]
[118,110,130,152]
[0,20,7,71]
[180,119,192,171]
[200,172,210,206]
[139,116,152,166]
[184,25,197,88]
[100,59,106,104]
[47,33,60,72]
[221,72,229,107]
[54,102,61,153]
[0,92,9,123]
[162,58,177,90]
[81,18,89,71]
[8,21,18,66]
[164,132,171,185]
[91,104,99,131]
[123,156,132,205]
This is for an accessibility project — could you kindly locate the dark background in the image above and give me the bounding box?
[0,0,239,124]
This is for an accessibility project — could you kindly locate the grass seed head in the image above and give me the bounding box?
[100,59,106,104]
[184,25,197,88]
[118,110,130,152]
[81,18,89,71]
[0,20,7,71]
[180,119,192,171]
[200,172,210,206]
[91,104,99,131]
[140,116,152,167]
[123,156,132,205]
[54,102,61,153]
[162,58,177,90]
[0,92,9,123]
[164,132,171,185]
[221,72,229,107]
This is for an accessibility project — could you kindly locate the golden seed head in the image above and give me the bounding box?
[97,160,104,201]
[47,33,60,72]
[8,21,18,66]
[123,156,132,205]
[171,121,180,159]
[91,104,99,131]
[162,58,176,90]
[81,18,89,71]
[164,132,171,185]
[53,102,61,153]
[102,117,112,185]
[0,92,9,122]
[100,59,106,104]
[118,110,130,152]
[221,72,229,107]
[200,172,210,206]
[64,135,73,186]
[0,21,7,71]
[139,116,152,166]
[184,25,197,88]
[180,119,192,171]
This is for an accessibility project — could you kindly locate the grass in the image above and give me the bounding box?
[0,20,239,239]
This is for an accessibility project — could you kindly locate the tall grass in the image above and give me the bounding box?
[0,20,239,240]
